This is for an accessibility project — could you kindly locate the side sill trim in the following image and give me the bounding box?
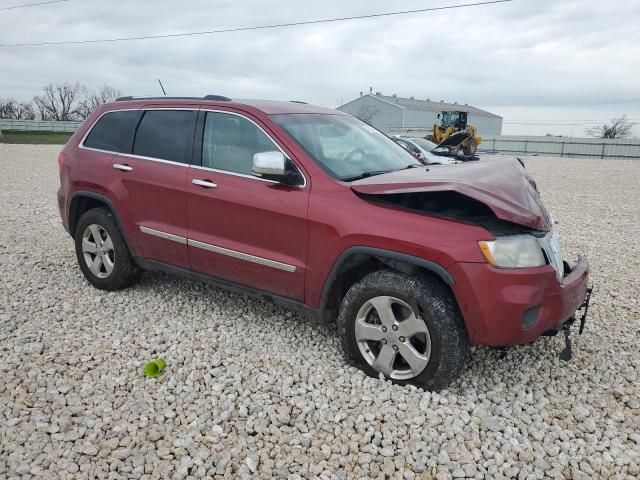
[138,224,296,273]
[134,257,323,322]
[188,239,297,272]
[139,226,187,244]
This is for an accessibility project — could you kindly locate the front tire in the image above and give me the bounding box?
[338,270,469,390]
[74,207,139,291]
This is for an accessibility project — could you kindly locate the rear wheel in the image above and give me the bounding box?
[463,138,478,156]
[338,270,469,390]
[74,207,139,290]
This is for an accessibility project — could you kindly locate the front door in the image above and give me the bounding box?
[186,110,309,300]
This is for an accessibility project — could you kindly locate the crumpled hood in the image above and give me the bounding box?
[351,158,552,231]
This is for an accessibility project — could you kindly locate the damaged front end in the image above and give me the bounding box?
[350,157,553,232]
[354,189,536,236]
[350,158,592,357]
[541,283,593,361]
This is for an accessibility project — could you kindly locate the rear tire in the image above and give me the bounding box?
[338,270,469,390]
[463,139,478,156]
[74,207,139,291]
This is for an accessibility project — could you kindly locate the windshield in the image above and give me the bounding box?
[412,138,438,151]
[441,111,459,127]
[271,114,420,181]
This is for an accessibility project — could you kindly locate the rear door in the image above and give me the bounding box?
[186,110,309,300]
[77,109,141,212]
[108,109,197,268]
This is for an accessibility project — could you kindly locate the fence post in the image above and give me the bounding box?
[492,138,496,153]
[601,143,606,159]
[560,142,565,158]
[524,140,528,154]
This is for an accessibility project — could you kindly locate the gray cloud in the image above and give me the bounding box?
[1,0,638,135]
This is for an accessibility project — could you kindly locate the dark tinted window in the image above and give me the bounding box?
[83,110,141,153]
[202,112,279,175]
[133,110,197,163]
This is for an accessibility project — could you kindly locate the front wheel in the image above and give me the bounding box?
[338,270,469,390]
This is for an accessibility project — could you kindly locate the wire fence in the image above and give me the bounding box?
[0,119,81,133]
[478,135,640,159]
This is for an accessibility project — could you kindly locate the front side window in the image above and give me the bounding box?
[202,112,279,175]
[133,110,197,163]
[83,110,141,153]
[271,114,419,181]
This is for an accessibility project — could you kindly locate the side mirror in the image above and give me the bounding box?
[252,151,302,186]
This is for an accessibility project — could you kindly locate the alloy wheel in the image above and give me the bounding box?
[82,224,115,279]
[355,295,431,380]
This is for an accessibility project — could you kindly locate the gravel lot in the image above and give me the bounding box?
[1,144,639,479]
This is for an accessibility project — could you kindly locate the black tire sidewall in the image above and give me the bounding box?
[74,208,137,291]
[338,270,469,390]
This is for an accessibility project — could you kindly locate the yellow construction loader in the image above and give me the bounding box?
[428,111,482,156]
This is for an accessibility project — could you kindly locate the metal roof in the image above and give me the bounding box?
[345,94,502,119]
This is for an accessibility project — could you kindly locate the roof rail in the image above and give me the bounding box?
[115,95,231,102]
[289,100,308,104]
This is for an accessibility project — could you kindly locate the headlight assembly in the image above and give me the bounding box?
[479,235,546,268]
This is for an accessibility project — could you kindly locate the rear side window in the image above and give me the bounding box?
[83,110,141,153]
[133,110,197,163]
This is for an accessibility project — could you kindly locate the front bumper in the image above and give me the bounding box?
[448,256,590,346]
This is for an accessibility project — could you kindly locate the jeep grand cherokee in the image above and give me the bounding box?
[57,96,591,389]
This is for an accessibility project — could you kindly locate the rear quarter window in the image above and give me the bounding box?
[83,110,141,153]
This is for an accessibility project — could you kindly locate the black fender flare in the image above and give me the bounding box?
[68,190,136,256]
[319,246,454,312]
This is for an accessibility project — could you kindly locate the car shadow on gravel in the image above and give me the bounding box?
[133,270,339,331]
[131,271,590,394]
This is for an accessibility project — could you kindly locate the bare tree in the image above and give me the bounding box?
[354,105,381,124]
[586,115,634,139]
[0,99,36,120]
[33,83,85,121]
[78,85,122,119]
[12,101,35,120]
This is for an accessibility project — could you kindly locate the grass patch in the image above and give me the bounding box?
[0,130,73,145]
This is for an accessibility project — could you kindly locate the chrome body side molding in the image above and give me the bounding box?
[138,225,296,272]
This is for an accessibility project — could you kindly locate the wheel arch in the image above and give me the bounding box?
[318,246,455,322]
[68,191,136,256]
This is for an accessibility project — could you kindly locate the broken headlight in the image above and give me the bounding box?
[478,235,546,268]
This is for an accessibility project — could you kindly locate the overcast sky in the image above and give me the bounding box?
[1,0,639,136]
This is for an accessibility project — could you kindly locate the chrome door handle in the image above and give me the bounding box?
[113,163,133,172]
[192,179,218,189]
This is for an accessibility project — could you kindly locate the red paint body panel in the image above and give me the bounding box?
[58,98,590,349]
[108,154,189,268]
[448,256,590,345]
[186,170,309,300]
[304,178,489,307]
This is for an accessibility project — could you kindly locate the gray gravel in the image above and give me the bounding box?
[1,144,639,479]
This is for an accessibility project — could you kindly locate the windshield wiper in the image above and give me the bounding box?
[341,170,393,182]
[397,164,422,171]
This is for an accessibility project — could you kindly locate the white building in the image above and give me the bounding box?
[338,93,503,136]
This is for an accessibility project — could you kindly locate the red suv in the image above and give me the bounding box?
[57,96,591,389]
